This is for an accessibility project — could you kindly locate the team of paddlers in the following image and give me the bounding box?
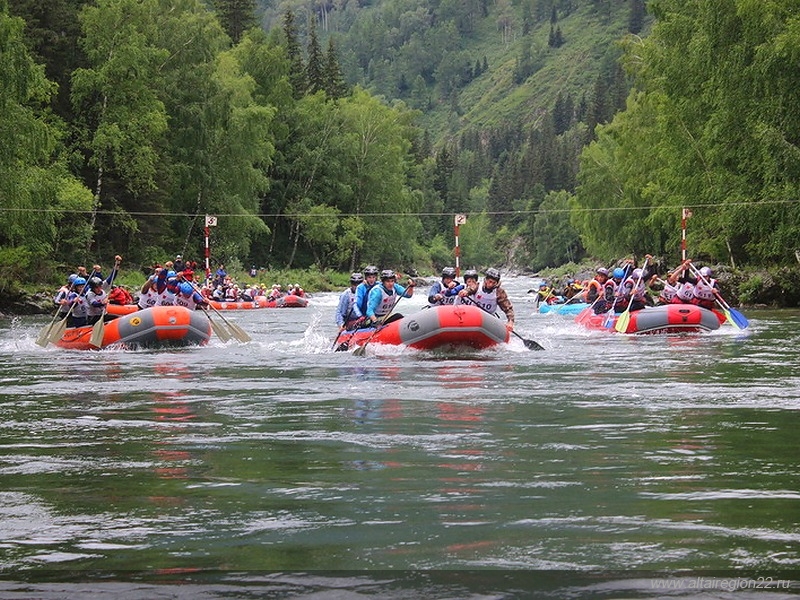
[335,266,516,334]
[534,256,722,314]
[52,255,307,329]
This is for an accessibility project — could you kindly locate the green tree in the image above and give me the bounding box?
[213,0,257,44]
[71,0,169,252]
[0,0,93,277]
[305,14,325,94]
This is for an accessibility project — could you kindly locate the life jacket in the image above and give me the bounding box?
[472,286,499,314]
[676,281,695,302]
[85,289,107,316]
[659,281,679,302]
[175,292,202,310]
[693,278,717,301]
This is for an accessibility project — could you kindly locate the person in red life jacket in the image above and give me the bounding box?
[593,267,627,314]
[585,267,610,304]
[108,285,134,305]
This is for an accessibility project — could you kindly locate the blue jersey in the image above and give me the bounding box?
[336,288,356,326]
[352,281,377,319]
[366,283,412,319]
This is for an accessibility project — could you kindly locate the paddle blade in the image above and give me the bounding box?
[89,319,105,348]
[230,323,252,343]
[602,309,615,329]
[36,322,55,347]
[522,337,544,351]
[48,318,68,344]
[614,310,631,333]
[209,317,231,342]
[352,344,367,357]
[727,307,749,330]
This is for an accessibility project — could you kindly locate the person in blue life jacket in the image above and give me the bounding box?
[428,266,462,306]
[351,265,380,321]
[336,272,364,332]
[363,269,415,327]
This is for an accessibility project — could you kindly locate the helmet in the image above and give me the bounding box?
[632,269,642,279]
[176,255,182,259]
[596,267,609,276]
[350,272,364,284]
[67,274,78,284]
[613,268,625,279]
[441,267,457,278]
[364,265,379,276]
[73,277,87,286]
[463,269,478,281]
[380,269,396,280]
[539,282,547,289]
[179,282,194,295]
[89,277,103,287]
[167,270,176,278]
[485,268,501,281]
[567,278,575,284]
[699,266,712,278]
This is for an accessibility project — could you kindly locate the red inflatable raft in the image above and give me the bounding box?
[209,294,308,310]
[335,304,510,351]
[575,303,725,334]
[56,306,212,350]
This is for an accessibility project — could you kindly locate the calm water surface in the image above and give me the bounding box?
[0,276,798,597]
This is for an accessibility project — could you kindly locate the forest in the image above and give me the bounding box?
[1,0,799,296]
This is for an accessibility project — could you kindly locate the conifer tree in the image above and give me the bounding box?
[213,0,257,44]
[324,37,348,99]
[305,14,325,94]
[283,10,306,98]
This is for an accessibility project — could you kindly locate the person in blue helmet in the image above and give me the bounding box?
[175,282,209,310]
[364,269,415,326]
[65,277,89,327]
[336,272,364,331]
[428,266,462,306]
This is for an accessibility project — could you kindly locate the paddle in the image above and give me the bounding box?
[36,270,95,347]
[615,257,649,333]
[189,281,250,342]
[353,289,408,357]
[46,269,100,345]
[687,263,749,329]
[462,295,544,350]
[332,304,355,351]
[89,258,121,348]
[575,295,603,326]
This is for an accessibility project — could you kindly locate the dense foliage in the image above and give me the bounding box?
[1,0,798,295]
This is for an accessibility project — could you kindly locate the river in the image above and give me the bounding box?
[0,276,798,598]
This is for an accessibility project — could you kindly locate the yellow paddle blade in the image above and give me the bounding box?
[209,316,231,342]
[89,319,105,348]
[48,318,68,344]
[614,310,631,333]
[36,322,55,347]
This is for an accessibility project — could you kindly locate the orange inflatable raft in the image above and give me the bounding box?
[209,294,308,310]
[335,304,510,352]
[56,306,212,350]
